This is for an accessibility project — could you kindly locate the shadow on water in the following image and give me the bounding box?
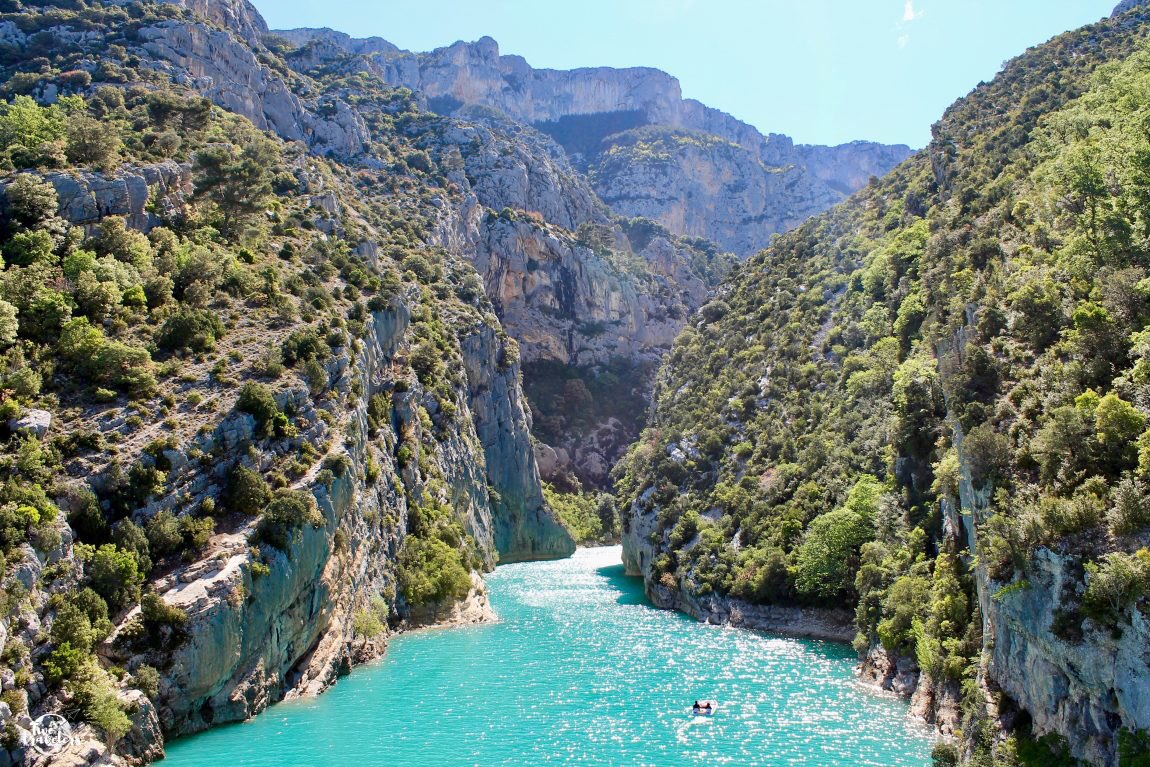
[597,563,655,607]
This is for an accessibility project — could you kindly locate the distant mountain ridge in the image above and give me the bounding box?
[272,28,912,255]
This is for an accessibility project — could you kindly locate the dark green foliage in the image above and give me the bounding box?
[224,465,271,516]
[409,340,442,386]
[543,483,618,543]
[615,12,1150,752]
[57,318,156,396]
[144,511,182,558]
[43,641,84,684]
[931,743,959,767]
[111,518,152,574]
[794,508,873,600]
[77,542,144,612]
[280,327,328,365]
[192,139,276,239]
[155,308,225,353]
[132,665,161,702]
[251,489,323,551]
[398,497,479,607]
[139,592,186,630]
[4,173,58,230]
[1119,729,1150,767]
[65,114,120,170]
[397,535,472,606]
[236,382,280,436]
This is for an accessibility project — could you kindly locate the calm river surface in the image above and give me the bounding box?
[164,546,933,766]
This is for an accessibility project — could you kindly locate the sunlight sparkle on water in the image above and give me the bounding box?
[164,546,933,767]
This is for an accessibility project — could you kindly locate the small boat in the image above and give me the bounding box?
[691,700,719,717]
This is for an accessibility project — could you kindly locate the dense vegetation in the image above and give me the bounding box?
[618,8,1150,764]
[542,482,617,544]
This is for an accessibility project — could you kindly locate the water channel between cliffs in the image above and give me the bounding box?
[164,546,933,766]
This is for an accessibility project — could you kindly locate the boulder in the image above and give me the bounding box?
[7,409,51,438]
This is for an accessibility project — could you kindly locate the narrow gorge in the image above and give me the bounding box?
[0,1,1142,766]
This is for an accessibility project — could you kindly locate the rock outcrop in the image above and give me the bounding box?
[136,21,369,157]
[591,127,842,255]
[160,0,268,42]
[986,550,1150,766]
[468,215,695,366]
[1113,0,1150,17]
[461,326,575,563]
[104,293,570,737]
[0,163,191,234]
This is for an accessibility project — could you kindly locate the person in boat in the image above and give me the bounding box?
[692,701,702,715]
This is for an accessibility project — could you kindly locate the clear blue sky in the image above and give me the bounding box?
[253,0,1118,148]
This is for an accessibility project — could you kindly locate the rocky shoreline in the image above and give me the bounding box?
[645,581,857,643]
[403,573,499,632]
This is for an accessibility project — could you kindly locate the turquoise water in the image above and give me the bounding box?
[164,547,933,766]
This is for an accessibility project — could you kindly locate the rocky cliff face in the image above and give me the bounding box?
[160,0,268,42]
[0,162,191,234]
[944,421,1150,766]
[591,128,842,256]
[107,299,521,738]
[0,3,586,760]
[266,26,731,489]
[986,550,1150,765]
[461,327,575,563]
[138,20,369,157]
[275,30,913,256]
[0,147,573,758]
[1114,0,1150,17]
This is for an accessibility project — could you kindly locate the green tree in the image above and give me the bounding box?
[236,382,281,435]
[398,536,472,606]
[795,508,873,600]
[1095,394,1146,474]
[843,475,885,518]
[0,299,17,348]
[252,490,322,551]
[193,140,275,239]
[224,465,271,516]
[155,308,225,353]
[1082,550,1150,625]
[0,95,69,151]
[65,114,120,171]
[77,543,145,611]
[4,173,58,229]
[145,510,183,557]
[4,229,55,265]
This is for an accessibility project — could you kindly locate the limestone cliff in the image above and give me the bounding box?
[0,162,191,234]
[274,29,913,255]
[159,0,268,42]
[986,550,1150,765]
[104,300,521,737]
[137,19,369,157]
[0,149,572,761]
[590,127,841,256]
[1114,0,1150,16]
[461,326,574,563]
